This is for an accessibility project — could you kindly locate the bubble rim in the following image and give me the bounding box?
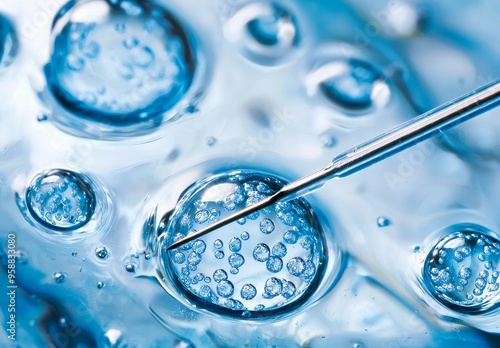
[39,0,207,140]
[419,223,500,315]
[155,167,343,321]
[17,168,114,242]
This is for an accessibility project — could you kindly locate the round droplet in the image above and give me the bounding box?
[260,218,275,234]
[216,280,234,298]
[214,239,223,249]
[423,228,500,313]
[44,0,196,135]
[25,169,96,231]
[95,246,109,259]
[229,237,242,252]
[377,216,391,228]
[159,170,330,318]
[97,281,105,289]
[192,240,206,254]
[225,2,299,65]
[241,283,257,300]
[266,256,283,273]
[253,243,270,262]
[228,253,245,268]
[54,272,66,284]
[307,59,390,112]
[287,257,306,277]
[272,242,287,257]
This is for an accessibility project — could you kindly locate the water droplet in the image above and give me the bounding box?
[54,272,65,283]
[314,59,390,111]
[97,281,105,289]
[264,277,282,297]
[377,217,391,228]
[423,228,500,312]
[160,170,330,317]
[266,256,283,273]
[228,253,245,268]
[125,263,136,273]
[95,246,108,259]
[229,237,242,252]
[216,280,234,298]
[192,240,206,254]
[241,283,257,300]
[260,218,275,234]
[25,169,96,231]
[225,2,299,65]
[287,257,306,277]
[253,243,270,262]
[205,136,217,146]
[214,250,225,259]
[45,0,196,134]
[283,229,299,244]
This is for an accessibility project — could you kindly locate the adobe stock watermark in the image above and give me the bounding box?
[19,0,67,42]
[384,141,437,191]
[237,108,297,162]
[5,233,17,341]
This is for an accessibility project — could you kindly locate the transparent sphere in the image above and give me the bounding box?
[25,169,96,231]
[423,229,500,313]
[225,2,299,65]
[158,170,327,318]
[307,59,390,112]
[46,0,195,126]
[0,14,17,69]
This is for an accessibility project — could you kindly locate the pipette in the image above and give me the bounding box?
[168,79,500,250]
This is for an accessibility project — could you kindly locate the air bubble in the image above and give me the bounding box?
[217,280,234,298]
[266,256,283,273]
[225,2,300,65]
[228,253,245,268]
[25,169,96,231]
[54,272,66,284]
[377,217,391,228]
[95,246,108,259]
[44,0,196,136]
[241,284,257,300]
[229,237,242,252]
[423,228,500,312]
[260,218,275,234]
[253,243,270,262]
[159,170,329,317]
[307,59,390,113]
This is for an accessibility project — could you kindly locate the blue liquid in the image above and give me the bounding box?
[158,170,327,318]
[0,14,17,69]
[46,0,195,127]
[423,228,500,313]
[25,169,96,231]
[320,59,389,111]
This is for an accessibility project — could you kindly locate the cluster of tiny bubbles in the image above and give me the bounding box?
[24,169,96,231]
[45,0,195,128]
[423,229,500,313]
[306,58,391,113]
[224,2,300,65]
[0,14,17,69]
[158,170,327,318]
